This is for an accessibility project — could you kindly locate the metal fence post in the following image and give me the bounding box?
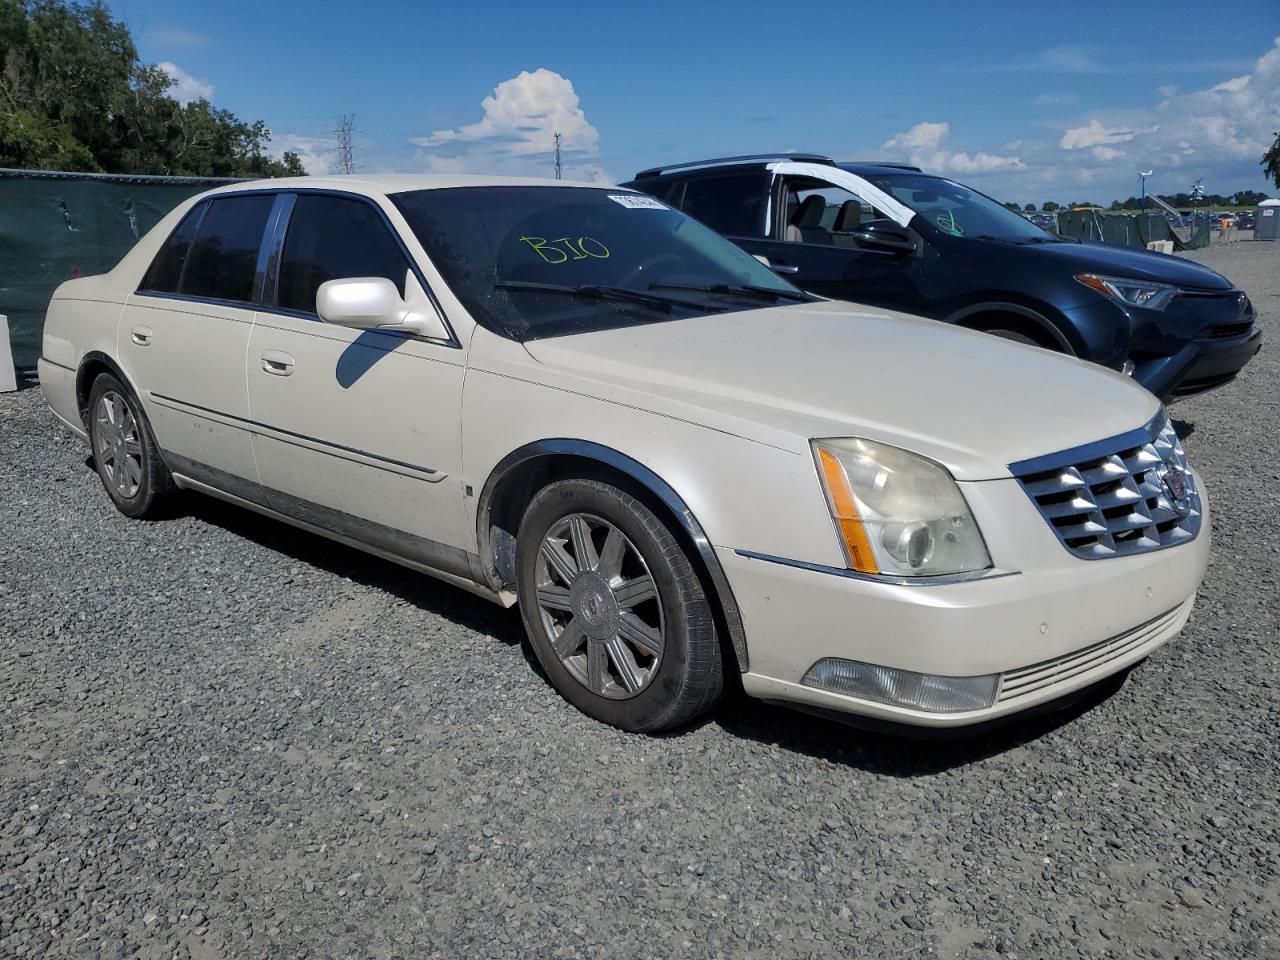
[0,314,18,392]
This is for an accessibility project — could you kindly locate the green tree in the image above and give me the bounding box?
[1232,190,1268,206]
[1023,203,1036,212]
[0,0,304,176]
[1042,201,1059,212]
[1261,133,1280,190]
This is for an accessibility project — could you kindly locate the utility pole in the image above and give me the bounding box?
[553,132,562,180]
[1139,170,1152,210]
[335,114,356,175]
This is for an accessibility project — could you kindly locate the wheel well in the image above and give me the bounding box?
[481,451,747,674]
[75,357,118,424]
[955,311,1066,352]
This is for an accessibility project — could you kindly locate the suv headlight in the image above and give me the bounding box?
[1075,273,1179,311]
[812,438,992,578]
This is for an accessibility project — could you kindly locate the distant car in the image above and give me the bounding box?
[624,154,1261,400]
[1237,212,1256,230]
[38,174,1209,734]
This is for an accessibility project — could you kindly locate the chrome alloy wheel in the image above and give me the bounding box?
[92,390,143,499]
[535,513,664,700]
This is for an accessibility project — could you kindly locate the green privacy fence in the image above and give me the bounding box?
[1,169,241,371]
[1053,209,1211,251]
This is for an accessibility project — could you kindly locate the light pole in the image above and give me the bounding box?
[1139,170,1152,210]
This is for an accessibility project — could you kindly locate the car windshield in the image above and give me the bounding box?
[391,186,811,341]
[860,172,1053,243]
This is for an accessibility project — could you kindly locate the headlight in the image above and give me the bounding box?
[812,438,992,578]
[1075,273,1179,311]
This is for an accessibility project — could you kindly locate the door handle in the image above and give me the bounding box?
[130,325,153,346]
[261,350,295,376]
[771,264,800,275]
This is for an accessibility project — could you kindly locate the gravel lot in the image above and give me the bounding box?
[3,241,1278,960]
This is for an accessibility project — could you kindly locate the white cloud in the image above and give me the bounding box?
[1058,118,1156,150]
[411,68,605,180]
[268,133,334,176]
[881,122,1026,175]
[158,62,214,105]
[1051,36,1280,193]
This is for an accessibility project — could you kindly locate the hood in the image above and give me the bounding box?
[523,300,1160,481]
[1020,239,1233,290]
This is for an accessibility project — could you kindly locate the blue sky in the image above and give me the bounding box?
[112,0,1280,203]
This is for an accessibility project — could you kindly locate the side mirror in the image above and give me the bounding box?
[316,275,449,340]
[852,219,916,254]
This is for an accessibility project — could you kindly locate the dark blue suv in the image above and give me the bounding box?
[622,154,1261,401]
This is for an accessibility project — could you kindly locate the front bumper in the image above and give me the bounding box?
[1061,290,1261,402]
[724,475,1210,728]
[1138,324,1262,401]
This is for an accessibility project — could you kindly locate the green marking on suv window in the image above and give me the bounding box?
[520,236,610,264]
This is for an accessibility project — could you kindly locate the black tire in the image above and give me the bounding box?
[86,373,176,518]
[985,328,1043,347]
[516,478,723,733]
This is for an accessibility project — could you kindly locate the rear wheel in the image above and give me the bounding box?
[87,373,175,518]
[516,478,723,732]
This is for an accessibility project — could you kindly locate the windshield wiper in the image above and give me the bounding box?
[494,280,723,313]
[648,280,814,303]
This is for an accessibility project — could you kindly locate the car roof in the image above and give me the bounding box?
[628,155,924,182]
[836,162,929,178]
[198,173,616,199]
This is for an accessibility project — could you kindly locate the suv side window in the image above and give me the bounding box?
[276,194,412,314]
[782,177,890,246]
[139,203,206,294]
[180,194,276,302]
[678,173,768,237]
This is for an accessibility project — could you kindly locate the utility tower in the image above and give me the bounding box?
[553,132,562,180]
[335,115,356,175]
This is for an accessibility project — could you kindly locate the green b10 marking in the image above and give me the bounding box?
[520,236,610,264]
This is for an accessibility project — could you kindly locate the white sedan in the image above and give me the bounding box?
[37,175,1209,733]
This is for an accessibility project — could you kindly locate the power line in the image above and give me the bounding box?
[335,114,356,175]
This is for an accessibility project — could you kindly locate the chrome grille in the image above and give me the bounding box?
[998,605,1182,703]
[1011,415,1202,560]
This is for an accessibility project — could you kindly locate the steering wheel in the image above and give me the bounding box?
[616,254,686,288]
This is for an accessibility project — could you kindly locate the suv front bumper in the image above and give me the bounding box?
[722,476,1210,728]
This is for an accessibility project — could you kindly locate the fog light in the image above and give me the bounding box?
[1121,359,1136,377]
[801,658,999,713]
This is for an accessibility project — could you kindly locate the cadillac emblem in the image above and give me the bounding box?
[1160,461,1191,515]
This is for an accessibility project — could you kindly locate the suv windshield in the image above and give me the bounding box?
[391,186,810,341]
[859,172,1052,243]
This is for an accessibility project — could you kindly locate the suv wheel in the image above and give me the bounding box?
[87,373,175,518]
[516,478,723,732]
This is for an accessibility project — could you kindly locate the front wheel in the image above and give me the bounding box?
[516,478,723,733]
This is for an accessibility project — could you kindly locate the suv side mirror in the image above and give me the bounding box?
[852,219,916,254]
[316,275,449,340]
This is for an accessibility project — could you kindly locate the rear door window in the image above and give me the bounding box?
[677,173,769,237]
[180,194,276,303]
[275,194,412,314]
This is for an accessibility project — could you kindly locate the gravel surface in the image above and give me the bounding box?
[2,242,1278,959]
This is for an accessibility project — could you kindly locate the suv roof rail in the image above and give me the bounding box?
[633,153,833,179]
[839,161,923,172]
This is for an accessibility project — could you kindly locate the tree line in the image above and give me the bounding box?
[0,0,304,177]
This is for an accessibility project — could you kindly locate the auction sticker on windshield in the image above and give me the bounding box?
[608,194,667,209]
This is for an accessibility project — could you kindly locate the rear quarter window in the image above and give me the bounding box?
[139,203,205,294]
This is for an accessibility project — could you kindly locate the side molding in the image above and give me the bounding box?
[477,439,751,672]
